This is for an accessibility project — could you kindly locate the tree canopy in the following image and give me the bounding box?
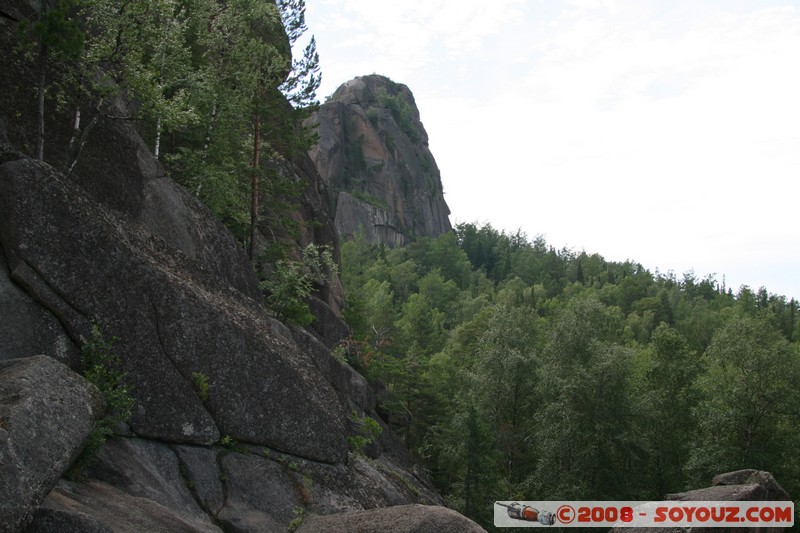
[339,223,800,529]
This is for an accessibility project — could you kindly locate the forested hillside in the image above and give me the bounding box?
[4,0,797,531]
[338,222,800,528]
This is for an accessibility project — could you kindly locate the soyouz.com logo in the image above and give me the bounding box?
[493,501,794,528]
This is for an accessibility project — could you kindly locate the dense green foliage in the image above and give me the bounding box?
[340,223,800,529]
[14,0,319,247]
[374,87,420,143]
[14,0,324,321]
[260,244,338,325]
[75,323,134,470]
[348,411,383,454]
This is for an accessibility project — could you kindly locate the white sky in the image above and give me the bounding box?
[305,0,800,301]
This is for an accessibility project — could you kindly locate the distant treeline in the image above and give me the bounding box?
[339,222,800,529]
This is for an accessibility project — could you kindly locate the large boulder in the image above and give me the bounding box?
[295,504,487,533]
[610,469,792,533]
[706,469,791,501]
[0,355,102,532]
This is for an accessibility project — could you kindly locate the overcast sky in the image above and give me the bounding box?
[305,0,800,301]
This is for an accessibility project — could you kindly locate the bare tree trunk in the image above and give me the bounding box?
[154,117,161,159]
[68,106,81,152]
[196,102,219,197]
[64,114,99,177]
[65,98,103,177]
[248,110,261,260]
[36,40,48,161]
[464,460,473,517]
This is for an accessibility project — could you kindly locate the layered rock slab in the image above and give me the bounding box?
[30,437,446,533]
[296,504,487,533]
[0,153,347,462]
[29,480,221,533]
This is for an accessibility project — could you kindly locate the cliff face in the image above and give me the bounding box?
[0,4,485,531]
[308,75,452,246]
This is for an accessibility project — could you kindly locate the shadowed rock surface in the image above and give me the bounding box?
[0,355,102,532]
[28,480,221,533]
[609,469,792,533]
[0,154,348,460]
[0,4,463,531]
[0,251,79,365]
[27,437,449,532]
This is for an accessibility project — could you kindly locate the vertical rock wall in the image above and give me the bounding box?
[307,75,452,246]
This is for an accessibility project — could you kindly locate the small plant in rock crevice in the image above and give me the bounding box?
[191,371,210,401]
[348,411,383,454]
[73,322,134,471]
[218,434,249,455]
[260,243,338,325]
[287,506,306,533]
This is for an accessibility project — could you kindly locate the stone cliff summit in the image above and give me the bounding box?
[308,75,452,247]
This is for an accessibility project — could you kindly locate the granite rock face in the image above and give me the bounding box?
[0,5,461,531]
[29,479,222,533]
[0,145,451,530]
[296,504,487,533]
[28,437,448,532]
[308,75,452,246]
[0,355,102,532]
[609,469,793,533]
[0,252,79,365]
[0,154,348,461]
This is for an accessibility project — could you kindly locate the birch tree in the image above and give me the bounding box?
[17,0,85,161]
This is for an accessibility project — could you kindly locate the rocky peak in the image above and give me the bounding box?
[308,74,452,246]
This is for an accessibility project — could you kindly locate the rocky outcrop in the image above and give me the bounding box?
[0,127,457,531]
[27,436,447,532]
[670,469,791,503]
[0,5,465,531]
[296,504,487,533]
[610,469,792,533]
[308,75,452,246]
[0,355,102,532]
[0,154,348,461]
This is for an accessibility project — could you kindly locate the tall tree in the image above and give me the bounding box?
[22,0,85,160]
[687,316,800,484]
[178,0,284,255]
[471,303,539,498]
[641,324,701,496]
[532,298,637,499]
[438,403,499,525]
